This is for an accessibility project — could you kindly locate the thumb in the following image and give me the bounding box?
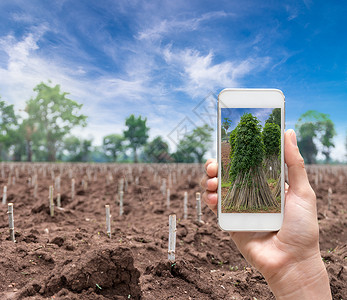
[284,129,314,198]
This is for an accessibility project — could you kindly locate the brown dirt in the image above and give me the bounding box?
[0,162,345,299]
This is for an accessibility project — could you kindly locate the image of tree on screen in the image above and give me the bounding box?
[221,108,281,213]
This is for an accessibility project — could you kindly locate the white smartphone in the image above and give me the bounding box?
[217,88,285,231]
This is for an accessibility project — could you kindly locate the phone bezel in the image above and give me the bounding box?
[217,88,285,231]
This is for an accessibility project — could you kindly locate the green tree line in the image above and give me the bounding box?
[223,108,342,164]
[0,82,213,163]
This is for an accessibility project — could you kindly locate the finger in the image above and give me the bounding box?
[284,129,315,199]
[202,191,217,215]
[200,175,218,192]
[285,182,289,193]
[206,162,218,178]
[204,158,216,171]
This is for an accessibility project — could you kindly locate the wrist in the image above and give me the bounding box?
[266,253,331,300]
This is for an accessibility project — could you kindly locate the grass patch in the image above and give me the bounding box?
[221,181,232,188]
[267,178,277,184]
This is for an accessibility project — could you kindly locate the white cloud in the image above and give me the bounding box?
[163,46,270,97]
[137,11,233,40]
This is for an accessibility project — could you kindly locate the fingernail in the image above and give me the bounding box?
[207,193,215,201]
[206,178,213,188]
[291,130,297,146]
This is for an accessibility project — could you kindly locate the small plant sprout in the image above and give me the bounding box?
[57,193,61,208]
[315,173,319,186]
[196,192,202,223]
[119,191,124,216]
[119,178,124,193]
[168,172,172,187]
[183,191,188,220]
[105,205,111,238]
[167,188,170,209]
[71,178,75,200]
[168,214,176,262]
[328,187,332,210]
[8,203,15,242]
[2,185,7,205]
[124,176,128,192]
[34,183,38,198]
[49,185,54,217]
[162,178,166,196]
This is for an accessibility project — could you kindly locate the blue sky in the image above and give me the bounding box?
[221,108,274,132]
[0,0,346,161]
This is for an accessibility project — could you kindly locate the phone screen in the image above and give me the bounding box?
[220,107,281,214]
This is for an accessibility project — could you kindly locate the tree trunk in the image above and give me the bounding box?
[26,139,32,162]
[134,148,138,163]
[47,143,56,162]
[222,166,279,211]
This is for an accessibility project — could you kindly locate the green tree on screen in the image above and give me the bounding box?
[265,108,281,127]
[123,114,149,163]
[222,117,231,141]
[262,122,281,178]
[25,82,87,161]
[222,117,231,132]
[229,127,237,161]
[103,134,124,162]
[224,113,277,211]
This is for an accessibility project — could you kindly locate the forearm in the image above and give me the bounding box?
[266,253,332,300]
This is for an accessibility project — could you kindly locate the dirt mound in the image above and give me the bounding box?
[18,246,141,299]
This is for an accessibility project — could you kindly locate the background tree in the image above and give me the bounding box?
[320,119,336,163]
[58,136,92,162]
[296,122,318,164]
[172,125,212,163]
[224,113,278,211]
[143,136,172,163]
[295,110,336,164]
[25,82,87,161]
[0,98,17,160]
[183,124,213,163]
[80,139,92,162]
[103,134,124,162]
[59,136,81,161]
[172,142,195,163]
[265,108,281,127]
[262,122,281,179]
[123,114,149,163]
